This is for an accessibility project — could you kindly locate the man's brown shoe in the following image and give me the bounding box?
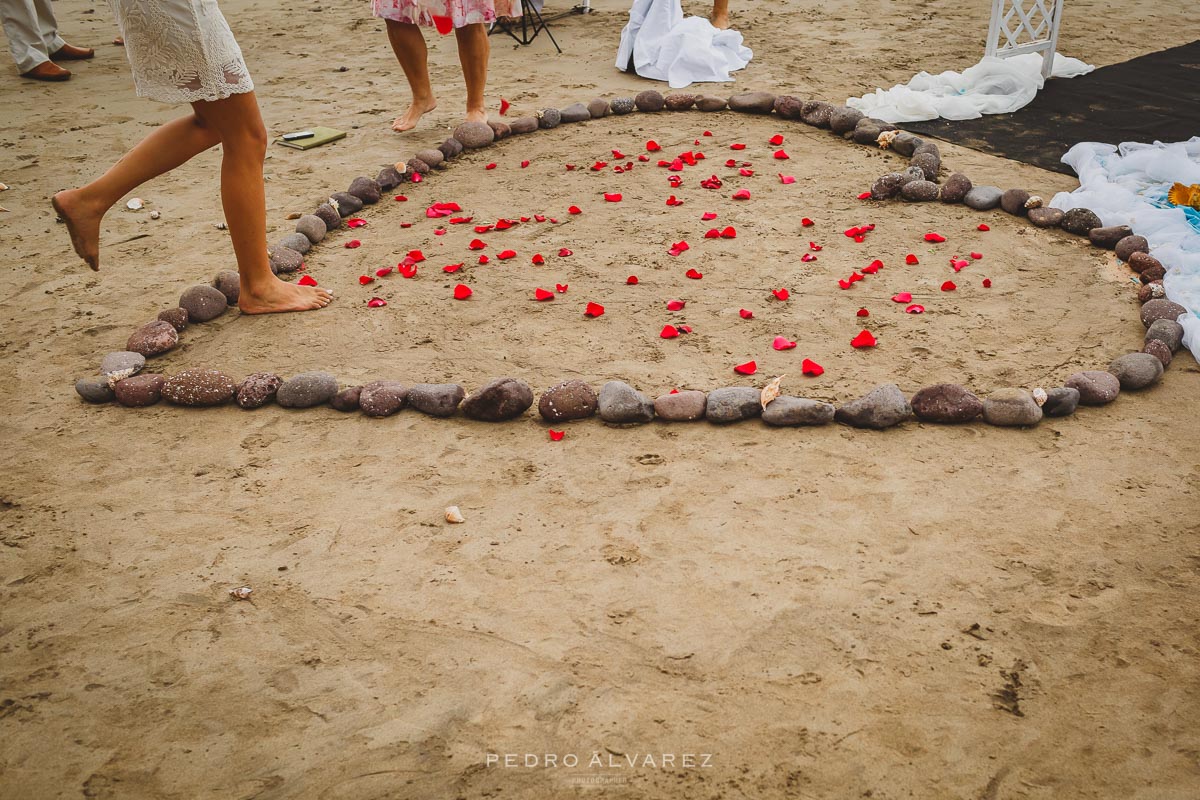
[21,61,71,81]
[51,43,94,61]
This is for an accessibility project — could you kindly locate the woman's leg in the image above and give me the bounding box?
[190,91,332,313]
[52,113,222,270]
[711,0,730,29]
[454,23,488,124]
[384,19,437,132]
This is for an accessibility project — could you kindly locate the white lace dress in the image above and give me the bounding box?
[107,0,254,104]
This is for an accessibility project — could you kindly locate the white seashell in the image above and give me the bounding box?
[1024,195,1043,209]
[228,586,253,600]
[394,161,407,173]
[328,197,340,212]
[126,197,144,210]
[214,222,227,230]
[760,375,785,410]
[0,182,8,191]
[876,130,900,149]
[149,210,160,220]
[106,367,138,387]
[1032,388,1048,406]
[445,506,465,524]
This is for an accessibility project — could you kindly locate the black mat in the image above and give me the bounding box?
[904,41,1200,174]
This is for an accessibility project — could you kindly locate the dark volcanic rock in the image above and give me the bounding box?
[537,107,562,129]
[1064,371,1120,405]
[180,284,229,322]
[587,98,610,118]
[705,387,763,424]
[940,173,972,203]
[330,386,362,412]
[598,381,654,424]
[910,384,983,423]
[964,186,1003,210]
[295,214,327,243]
[126,320,179,357]
[761,397,835,426]
[1000,188,1032,216]
[329,192,364,216]
[1042,387,1080,417]
[100,351,145,380]
[407,383,466,417]
[486,121,511,140]
[406,157,431,176]
[276,233,310,256]
[696,95,729,112]
[347,176,381,204]
[157,307,189,332]
[852,124,882,146]
[376,165,404,190]
[663,93,696,111]
[901,180,940,201]
[462,377,534,421]
[538,380,598,422]
[982,388,1042,427]
[1143,339,1173,367]
[728,91,775,114]
[772,95,802,119]
[269,246,304,275]
[1137,281,1166,303]
[75,376,115,404]
[415,148,444,169]
[871,173,906,200]
[453,121,495,148]
[1060,207,1103,236]
[508,116,539,134]
[890,132,922,157]
[212,269,240,305]
[1140,299,1186,328]
[236,372,283,409]
[829,106,865,135]
[800,100,834,127]
[634,90,665,112]
[1027,207,1065,227]
[1088,225,1133,249]
[1128,251,1162,273]
[162,368,236,406]
[1114,235,1150,262]
[835,384,912,429]
[609,97,635,115]
[1145,318,1184,352]
[1109,353,1164,389]
[359,380,408,417]
[559,102,590,123]
[314,203,342,232]
[114,373,165,407]
[437,138,464,160]
[910,151,940,181]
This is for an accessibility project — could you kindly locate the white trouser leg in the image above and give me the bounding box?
[34,0,64,55]
[0,0,58,73]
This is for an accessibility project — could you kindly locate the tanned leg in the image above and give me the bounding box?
[384,19,437,132]
[454,23,488,124]
[711,0,730,29]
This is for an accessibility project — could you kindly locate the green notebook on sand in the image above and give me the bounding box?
[275,126,346,150]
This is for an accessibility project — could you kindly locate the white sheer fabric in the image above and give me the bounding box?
[616,0,751,90]
[107,0,253,104]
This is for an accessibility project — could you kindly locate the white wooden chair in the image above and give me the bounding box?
[985,0,1065,79]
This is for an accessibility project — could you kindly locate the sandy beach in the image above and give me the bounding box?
[1,0,1199,797]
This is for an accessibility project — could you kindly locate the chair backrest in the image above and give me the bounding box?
[985,0,1065,79]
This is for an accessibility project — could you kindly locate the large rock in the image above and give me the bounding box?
[1065,371,1120,405]
[75,376,115,404]
[964,186,1003,210]
[436,138,464,160]
[634,90,665,112]
[940,173,972,203]
[1060,207,1102,236]
[99,351,145,380]
[586,98,610,118]
[890,133,922,157]
[653,390,707,421]
[1138,281,1166,303]
[871,173,906,200]
[800,100,834,128]
[453,121,494,148]
[313,203,342,232]
[1140,298,1186,328]
[1115,234,1150,262]
[598,381,654,425]
[407,383,465,417]
[1143,340,1173,367]
[330,386,362,412]
[486,121,511,141]
[901,180,940,202]
[829,106,865,135]
[179,284,229,323]
[982,388,1043,427]
[268,246,304,275]
[277,232,311,255]
[1108,353,1163,390]
[910,152,940,181]
[126,320,179,357]
[835,384,912,429]
[852,123,882,146]
[1000,188,1031,216]
[1042,387,1080,417]
[508,116,539,134]
[276,371,339,408]
[910,384,983,423]
[728,91,776,114]
[663,93,696,111]
[415,148,444,169]
[705,387,763,424]
[376,165,404,190]
[359,380,408,417]
[610,97,635,115]
[406,157,431,176]
[696,95,729,112]
[161,368,236,407]
[1145,319,1184,352]
[1088,225,1133,249]
[538,380,598,422]
[1027,207,1065,228]
[114,373,165,407]
[772,95,802,119]
[236,372,283,409]
[761,397,836,426]
[1140,264,1167,284]
[347,176,381,204]
[329,192,364,216]
[537,107,562,129]
[212,269,240,305]
[1128,251,1162,273]
[559,102,590,123]
[157,307,189,332]
[462,377,533,421]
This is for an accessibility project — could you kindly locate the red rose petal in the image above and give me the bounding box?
[739,308,753,319]
[555,283,568,293]
[850,330,877,348]
[666,299,685,311]
[725,159,737,168]
[660,325,679,339]
[400,222,412,229]
[730,143,746,150]
[801,218,815,227]
[809,242,823,252]
[494,218,515,231]
[394,195,408,202]
[733,360,757,375]
[434,229,446,236]
[701,212,718,221]
[924,232,947,243]
[773,149,790,160]
[565,164,576,171]
[534,214,547,222]
[891,292,912,303]
[500,97,510,115]
[548,429,565,441]
[344,240,361,249]
[532,253,546,265]
[568,205,582,215]
[721,226,737,239]
[670,240,690,256]
[905,304,925,314]
[668,175,683,188]
[951,258,969,272]
[477,255,489,265]
[367,297,387,308]
[941,280,957,291]
[666,195,684,207]
[626,275,639,285]
[801,358,824,377]
[453,284,473,300]
[534,287,554,301]
[853,235,866,243]
[732,188,752,200]
[558,248,573,257]
[978,223,990,231]
[347,218,367,228]
[638,154,650,162]
[591,161,608,171]
[857,191,872,200]
[801,253,817,263]
[408,250,426,263]
[779,174,796,184]
[399,264,417,278]
[738,167,755,177]
[521,160,530,168]
[772,336,797,351]
[298,274,318,286]
[970,252,983,260]
[485,163,497,170]
[612,149,626,159]
[584,301,605,318]
[443,263,463,273]
[905,254,919,265]
[359,275,374,285]
[704,228,721,239]
[772,288,789,301]
[982,278,992,288]
[411,173,422,183]
[646,140,661,152]
[497,250,517,260]
[838,279,852,290]
[604,193,622,202]
[375,267,392,278]
[857,308,870,317]
[703,130,713,137]
[861,262,880,275]
[769,134,784,146]
[685,268,703,279]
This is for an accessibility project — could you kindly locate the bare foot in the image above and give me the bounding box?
[392,97,437,132]
[711,12,730,29]
[464,107,488,125]
[239,277,334,314]
[52,189,102,271]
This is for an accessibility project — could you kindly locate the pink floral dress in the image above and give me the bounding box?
[372,0,520,27]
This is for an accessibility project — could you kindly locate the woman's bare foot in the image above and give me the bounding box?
[239,277,334,314]
[464,107,488,125]
[51,189,103,271]
[711,12,730,29]
[392,96,437,132]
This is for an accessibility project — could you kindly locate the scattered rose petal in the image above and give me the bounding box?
[521,160,530,168]
[532,253,545,265]
[733,360,757,375]
[951,258,969,272]
[477,255,489,265]
[739,308,753,319]
[367,297,387,308]
[486,163,497,170]
[720,226,737,239]
[801,358,824,377]
[769,134,784,146]
[982,278,992,288]
[474,225,492,234]
[347,218,367,228]
[905,254,919,265]
[779,174,796,184]
[703,130,713,136]
[666,299,685,311]
[646,140,661,152]
[408,250,426,263]
[978,223,990,231]
[500,97,510,115]
[801,218,814,227]
[449,217,473,224]
[568,205,582,215]
[400,222,412,229]
[495,218,515,230]
[772,288,789,301]
[612,148,626,159]
[941,280,957,291]
[801,253,817,263]
[809,242,823,252]
[591,161,608,171]
[434,229,446,236]
[638,154,649,162]
[838,279,852,290]
[730,143,746,150]
[739,167,755,177]
[685,268,703,279]
[497,249,517,260]
[359,275,374,285]
[725,158,737,168]
[394,195,408,202]
[861,261,881,275]
[548,429,564,441]
[556,283,568,293]
[534,287,554,301]
[411,173,422,183]
[626,275,638,285]
[584,302,604,318]
[344,240,361,249]
[905,304,925,314]
[669,240,690,256]
[399,264,418,278]
[772,336,797,351]
[704,228,721,239]
[298,274,318,286]
[891,292,912,303]
[443,263,463,273]
[453,284,473,300]
[666,195,684,207]
[850,330,877,348]
[970,252,983,260]
[660,325,679,339]
[701,212,717,221]
[375,267,392,278]
[924,232,947,243]
[732,188,751,200]
[773,149,790,160]
[857,308,869,317]
[604,193,622,202]
[565,164,576,171]
[534,214,546,222]
[857,191,872,200]
[558,248,573,257]
[668,175,683,188]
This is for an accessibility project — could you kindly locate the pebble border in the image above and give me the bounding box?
[74,89,1188,430]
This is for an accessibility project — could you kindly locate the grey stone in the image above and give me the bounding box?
[407,157,431,176]
[538,380,598,422]
[453,121,495,148]
[913,140,940,158]
[899,166,926,185]
[1143,339,1173,367]
[1060,207,1103,236]
[537,107,562,129]
[75,376,115,404]
[609,97,635,115]
[236,372,282,409]
[1027,207,1065,228]
[999,188,1031,216]
[696,94,728,112]
[663,93,696,111]
[157,307,189,332]
[910,384,983,423]
[1140,299,1186,328]
[587,98,610,118]
[462,377,534,421]
[347,176,381,204]
[1042,387,1080,417]
[559,102,590,123]
[705,387,763,424]
[161,368,237,407]
[126,320,179,357]
[508,116,539,134]
[407,383,466,417]
[964,186,1003,210]
[295,214,327,244]
[269,246,304,275]
[212,269,240,305]
[852,124,882,146]
[100,351,145,380]
[276,371,339,408]
[634,90,665,112]
[1065,371,1120,405]
[1145,319,1184,352]
[329,192,364,216]
[1089,225,1133,249]
[901,180,940,202]
[330,386,362,412]
[1109,353,1164,389]
[179,284,229,322]
[910,151,940,181]
[376,166,404,190]
[727,91,775,114]
[940,173,972,203]
[114,373,164,407]
[800,100,834,127]
[1115,234,1150,262]
[359,380,408,417]
[890,132,922,157]
[598,381,654,425]
[772,95,803,119]
[761,397,836,426]
[834,384,912,429]
[829,106,865,135]
[653,390,707,421]
[871,173,906,200]
[486,121,511,140]
[437,138,464,160]
[313,203,342,232]
[982,388,1043,427]
[415,148,444,169]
